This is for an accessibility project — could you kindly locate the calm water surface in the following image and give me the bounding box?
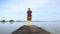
[0,22,60,34]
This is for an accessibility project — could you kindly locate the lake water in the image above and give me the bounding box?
[0,21,60,34]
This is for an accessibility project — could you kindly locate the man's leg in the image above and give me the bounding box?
[27,21,31,25]
[27,17,32,25]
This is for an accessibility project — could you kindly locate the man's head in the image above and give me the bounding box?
[28,8,31,11]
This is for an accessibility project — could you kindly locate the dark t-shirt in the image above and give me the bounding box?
[27,11,32,16]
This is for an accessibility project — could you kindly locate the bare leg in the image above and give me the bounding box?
[27,21,32,26]
[27,16,32,25]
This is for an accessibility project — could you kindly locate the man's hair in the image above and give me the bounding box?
[28,8,30,9]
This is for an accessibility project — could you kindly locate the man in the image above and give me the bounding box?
[27,8,32,25]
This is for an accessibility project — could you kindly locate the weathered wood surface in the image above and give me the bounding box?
[12,25,51,34]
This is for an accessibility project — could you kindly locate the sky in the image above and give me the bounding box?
[0,0,60,21]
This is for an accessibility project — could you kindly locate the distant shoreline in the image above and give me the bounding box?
[0,20,40,22]
[0,20,60,22]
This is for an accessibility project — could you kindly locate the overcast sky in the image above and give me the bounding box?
[0,0,60,21]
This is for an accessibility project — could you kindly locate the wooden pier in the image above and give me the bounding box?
[12,25,51,34]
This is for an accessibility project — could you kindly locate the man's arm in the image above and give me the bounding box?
[31,11,32,18]
[27,11,28,18]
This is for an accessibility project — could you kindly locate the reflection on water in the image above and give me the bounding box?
[2,22,5,24]
[0,22,14,24]
[0,22,60,34]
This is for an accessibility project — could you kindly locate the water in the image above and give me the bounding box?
[0,22,60,34]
